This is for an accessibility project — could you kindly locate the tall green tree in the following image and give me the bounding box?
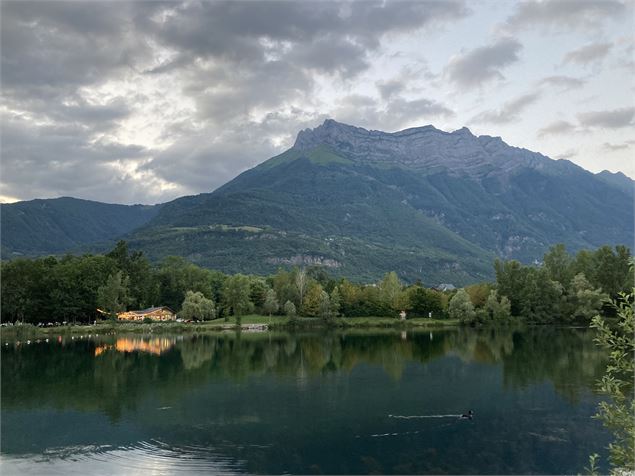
[543,244,574,289]
[283,300,297,321]
[222,274,253,323]
[485,290,511,322]
[249,278,269,311]
[179,290,216,321]
[379,271,401,310]
[408,286,445,318]
[1,258,48,322]
[318,290,331,322]
[338,279,360,316]
[592,245,633,296]
[271,269,299,309]
[518,268,564,323]
[156,256,213,310]
[97,271,130,316]
[466,283,492,308]
[302,282,323,317]
[448,288,475,323]
[494,259,526,316]
[106,241,157,308]
[568,273,607,321]
[329,287,341,318]
[263,288,279,316]
[295,268,308,309]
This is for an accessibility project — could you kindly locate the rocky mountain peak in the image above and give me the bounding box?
[294,119,373,150]
[292,119,555,177]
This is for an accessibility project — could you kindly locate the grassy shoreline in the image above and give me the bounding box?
[1,315,459,340]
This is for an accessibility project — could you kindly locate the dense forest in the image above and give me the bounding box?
[1,241,632,325]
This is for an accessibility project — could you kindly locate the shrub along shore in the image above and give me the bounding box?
[1,315,459,341]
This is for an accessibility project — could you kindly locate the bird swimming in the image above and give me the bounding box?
[459,410,474,420]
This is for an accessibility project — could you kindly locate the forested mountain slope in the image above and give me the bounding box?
[1,197,159,257]
[124,120,633,284]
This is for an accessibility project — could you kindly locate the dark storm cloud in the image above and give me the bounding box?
[1,1,160,95]
[505,0,627,31]
[147,0,468,123]
[577,107,635,129]
[146,1,468,58]
[1,0,470,203]
[471,92,541,124]
[444,37,522,89]
[287,35,370,77]
[563,42,613,66]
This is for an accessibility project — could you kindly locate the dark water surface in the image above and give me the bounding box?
[1,327,611,474]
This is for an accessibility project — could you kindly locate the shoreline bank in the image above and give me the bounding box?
[1,315,459,340]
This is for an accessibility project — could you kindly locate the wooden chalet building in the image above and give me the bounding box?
[117,306,176,322]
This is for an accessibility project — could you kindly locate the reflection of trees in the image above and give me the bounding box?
[1,328,607,419]
[179,336,216,370]
[445,327,606,402]
[447,327,516,364]
[500,327,606,402]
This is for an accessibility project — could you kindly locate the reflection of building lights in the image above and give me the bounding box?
[94,338,175,357]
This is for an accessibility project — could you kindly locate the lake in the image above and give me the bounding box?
[1,327,611,475]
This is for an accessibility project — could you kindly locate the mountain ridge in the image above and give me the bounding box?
[290,120,614,199]
[2,120,633,285]
[0,197,160,257]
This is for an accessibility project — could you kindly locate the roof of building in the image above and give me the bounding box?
[128,306,175,315]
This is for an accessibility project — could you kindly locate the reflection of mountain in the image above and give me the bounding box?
[95,337,177,357]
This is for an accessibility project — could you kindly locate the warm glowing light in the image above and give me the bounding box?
[94,338,176,356]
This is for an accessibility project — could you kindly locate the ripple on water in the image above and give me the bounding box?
[0,440,245,476]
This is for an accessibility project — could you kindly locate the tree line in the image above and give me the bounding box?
[1,241,631,325]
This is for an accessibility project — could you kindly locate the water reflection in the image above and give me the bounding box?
[1,327,610,475]
[95,337,177,356]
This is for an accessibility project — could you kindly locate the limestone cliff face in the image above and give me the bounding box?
[294,119,564,178]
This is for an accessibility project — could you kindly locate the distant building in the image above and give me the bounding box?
[117,306,176,322]
[436,283,456,292]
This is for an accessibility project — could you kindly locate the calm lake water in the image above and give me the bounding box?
[1,327,611,475]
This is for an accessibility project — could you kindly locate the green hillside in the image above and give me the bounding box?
[0,197,159,257]
[2,121,632,286]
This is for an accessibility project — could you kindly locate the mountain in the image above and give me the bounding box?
[124,120,632,284]
[595,170,634,195]
[2,120,632,284]
[0,197,159,257]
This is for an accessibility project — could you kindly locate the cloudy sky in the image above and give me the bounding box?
[1,0,633,205]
